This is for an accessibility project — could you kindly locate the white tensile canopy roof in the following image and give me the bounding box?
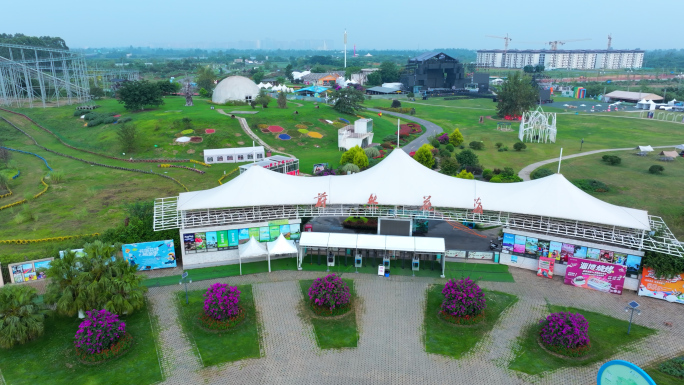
[637,145,654,152]
[267,234,298,255]
[299,232,445,253]
[178,150,650,231]
[238,236,268,258]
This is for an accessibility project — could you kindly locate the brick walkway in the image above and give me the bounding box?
[146,269,684,385]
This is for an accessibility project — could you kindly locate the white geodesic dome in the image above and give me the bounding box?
[212,76,260,103]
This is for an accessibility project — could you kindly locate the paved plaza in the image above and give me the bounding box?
[147,268,684,385]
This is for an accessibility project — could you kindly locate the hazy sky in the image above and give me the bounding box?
[5,0,682,50]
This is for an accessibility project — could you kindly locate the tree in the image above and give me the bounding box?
[252,71,265,84]
[455,169,474,179]
[496,72,539,118]
[379,61,400,83]
[254,89,271,108]
[391,99,401,108]
[196,66,216,91]
[89,86,105,99]
[156,80,180,95]
[310,65,326,73]
[0,144,10,166]
[43,250,82,317]
[366,71,382,86]
[117,80,164,111]
[449,128,464,146]
[0,173,8,192]
[456,149,479,167]
[513,141,527,151]
[413,144,435,169]
[116,122,137,153]
[0,285,45,348]
[340,145,368,169]
[439,157,460,176]
[276,76,286,85]
[345,66,361,80]
[331,87,365,115]
[277,92,287,108]
[285,64,294,82]
[198,88,210,98]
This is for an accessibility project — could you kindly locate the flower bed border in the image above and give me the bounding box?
[308,301,352,318]
[438,310,485,326]
[536,335,592,359]
[197,307,246,332]
[75,333,133,365]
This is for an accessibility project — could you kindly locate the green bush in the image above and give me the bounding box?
[391,99,401,108]
[649,165,664,174]
[495,142,503,149]
[431,140,440,148]
[445,144,455,152]
[102,117,116,124]
[659,356,684,378]
[572,179,610,192]
[118,117,132,123]
[87,119,102,127]
[513,142,527,151]
[601,155,622,165]
[482,169,493,181]
[469,141,484,150]
[531,168,554,179]
[73,110,83,117]
[0,285,45,349]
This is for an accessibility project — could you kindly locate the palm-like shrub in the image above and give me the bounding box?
[44,250,83,317]
[203,283,241,320]
[308,274,351,314]
[441,278,486,318]
[0,285,45,348]
[539,312,590,356]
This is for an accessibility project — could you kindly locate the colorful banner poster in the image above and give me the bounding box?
[206,231,218,251]
[22,263,37,281]
[11,265,23,283]
[195,233,207,252]
[269,225,280,240]
[217,231,229,250]
[525,237,538,255]
[290,224,301,240]
[613,252,627,265]
[279,224,291,239]
[587,248,601,260]
[33,260,51,280]
[228,230,239,247]
[259,227,270,242]
[549,241,562,260]
[537,257,555,279]
[445,250,467,258]
[238,229,250,244]
[502,233,515,253]
[269,219,289,226]
[564,257,626,295]
[248,227,260,241]
[513,235,526,253]
[468,251,493,260]
[638,267,684,304]
[561,243,575,262]
[599,250,613,263]
[183,233,196,253]
[626,255,642,277]
[574,246,588,259]
[122,240,176,271]
[537,240,550,257]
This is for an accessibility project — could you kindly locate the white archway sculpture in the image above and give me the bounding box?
[518,106,557,143]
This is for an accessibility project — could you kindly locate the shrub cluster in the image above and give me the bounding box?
[531,168,554,180]
[601,155,622,165]
[538,312,590,357]
[659,355,684,378]
[649,164,664,174]
[572,179,610,193]
[308,274,351,312]
[74,309,127,355]
[203,283,241,320]
[440,278,486,318]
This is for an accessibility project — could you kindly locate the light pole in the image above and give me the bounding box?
[624,301,641,335]
[179,271,192,305]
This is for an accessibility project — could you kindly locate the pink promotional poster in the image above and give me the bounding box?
[564,257,627,295]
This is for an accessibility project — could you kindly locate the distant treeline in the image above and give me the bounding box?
[0,33,69,59]
[643,49,684,70]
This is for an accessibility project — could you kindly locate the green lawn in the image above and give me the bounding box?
[535,151,684,238]
[176,285,261,367]
[423,286,518,358]
[0,304,163,385]
[644,356,684,385]
[298,279,359,349]
[444,261,514,282]
[508,305,657,375]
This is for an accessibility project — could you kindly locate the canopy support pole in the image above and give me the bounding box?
[268,254,271,273]
[440,253,445,278]
[239,255,242,276]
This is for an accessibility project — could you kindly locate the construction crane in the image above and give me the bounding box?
[607,34,612,50]
[547,38,591,51]
[485,34,512,67]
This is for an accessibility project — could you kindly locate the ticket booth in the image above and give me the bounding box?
[354,254,363,268]
[412,256,420,271]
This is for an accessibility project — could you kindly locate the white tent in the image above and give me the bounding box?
[238,236,268,275]
[356,234,387,250]
[178,150,650,231]
[385,235,414,252]
[675,144,684,151]
[637,145,654,152]
[266,234,297,272]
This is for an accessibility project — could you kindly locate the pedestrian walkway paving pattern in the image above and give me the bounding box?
[146,268,684,385]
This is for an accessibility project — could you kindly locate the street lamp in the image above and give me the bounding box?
[179,271,192,305]
[624,301,641,335]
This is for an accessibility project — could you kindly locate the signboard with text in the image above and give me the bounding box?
[537,257,555,279]
[122,240,176,271]
[638,267,684,304]
[564,257,626,295]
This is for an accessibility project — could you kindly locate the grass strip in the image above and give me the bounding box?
[298,279,359,349]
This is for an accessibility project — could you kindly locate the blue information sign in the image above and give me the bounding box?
[122,240,176,271]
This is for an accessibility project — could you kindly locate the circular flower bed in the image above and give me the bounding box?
[307,132,323,139]
[308,274,351,316]
[278,134,291,140]
[181,129,194,135]
[74,309,131,363]
[205,129,215,134]
[539,312,591,357]
[295,124,307,129]
[439,278,486,325]
[189,136,203,143]
[267,125,284,133]
[200,283,244,330]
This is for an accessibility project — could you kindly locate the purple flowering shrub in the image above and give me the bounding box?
[539,312,591,356]
[437,133,450,144]
[308,274,351,313]
[441,278,486,318]
[74,309,126,355]
[203,283,241,320]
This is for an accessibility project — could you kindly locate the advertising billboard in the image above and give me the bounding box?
[9,258,53,283]
[525,237,538,255]
[549,241,562,260]
[468,251,493,260]
[279,224,291,239]
[183,233,195,253]
[564,257,626,295]
[638,267,684,304]
[269,225,280,240]
[513,235,526,253]
[249,228,260,241]
[238,229,250,244]
[537,240,550,257]
[537,257,555,279]
[228,230,239,247]
[122,240,176,270]
[206,231,218,251]
[290,224,301,240]
[502,233,514,253]
[195,233,207,252]
[217,231,229,250]
[259,227,270,242]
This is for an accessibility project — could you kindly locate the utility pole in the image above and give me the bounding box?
[344,30,347,68]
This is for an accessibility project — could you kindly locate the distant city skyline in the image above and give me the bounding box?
[4,0,682,51]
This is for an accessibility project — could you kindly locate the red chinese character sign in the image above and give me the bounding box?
[564,257,626,295]
[473,198,483,214]
[420,195,433,212]
[314,192,327,208]
[367,194,378,207]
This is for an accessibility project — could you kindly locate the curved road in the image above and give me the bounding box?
[518,145,678,180]
[366,108,443,153]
